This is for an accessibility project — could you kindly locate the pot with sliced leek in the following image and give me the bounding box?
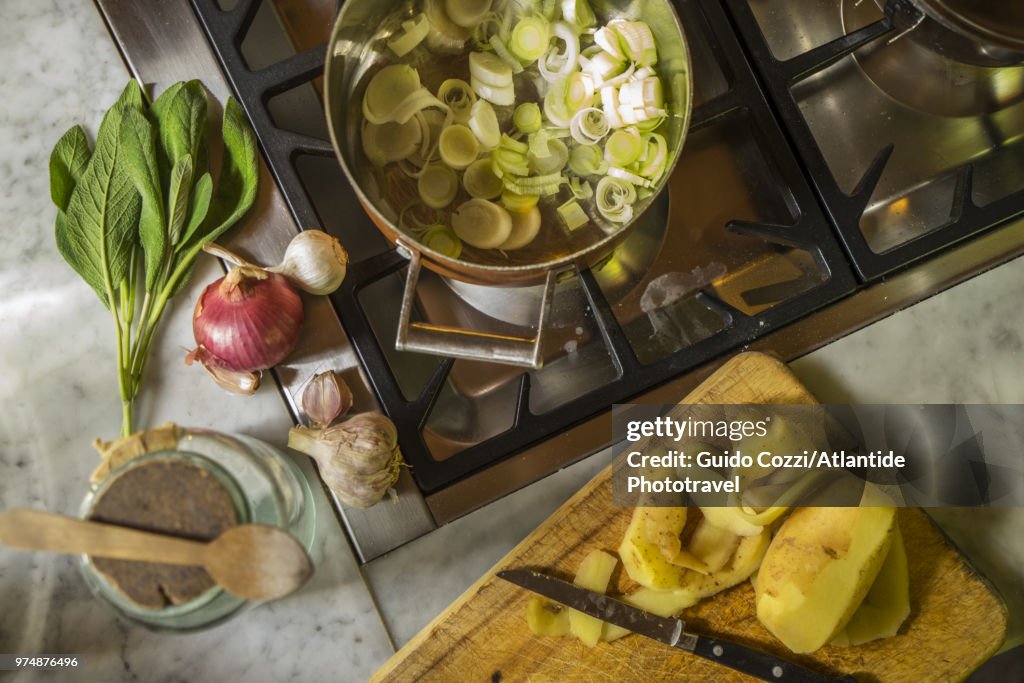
[324,0,692,367]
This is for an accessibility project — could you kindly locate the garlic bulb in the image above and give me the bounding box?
[288,412,402,509]
[269,230,349,295]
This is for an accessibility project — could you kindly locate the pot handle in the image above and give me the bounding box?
[395,249,556,369]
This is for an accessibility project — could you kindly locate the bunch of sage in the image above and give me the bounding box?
[49,80,259,435]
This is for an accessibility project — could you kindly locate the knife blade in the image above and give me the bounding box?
[498,569,854,683]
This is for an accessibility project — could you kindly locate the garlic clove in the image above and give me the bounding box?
[268,230,349,296]
[301,370,354,427]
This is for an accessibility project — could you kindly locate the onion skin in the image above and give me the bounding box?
[191,266,304,372]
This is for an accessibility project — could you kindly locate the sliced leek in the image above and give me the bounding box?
[509,17,550,63]
[557,198,589,231]
[469,51,513,87]
[608,20,657,66]
[463,158,504,199]
[421,224,463,258]
[489,34,526,73]
[503,171,565,196]
[438,123,480,169]
[468,99,501,149]
[472,79,516,106]
[595,175,636,223]
[445,0,493,29]
[527,136,569,175]
[438,78,478,123]
[561,0,596,29]
[604,127,644,166]
[388,14,429,57]
[500,206,542,249]
[362,118,422,167]
[568,143,606,176]
[417,164,460,208]
[538,22,580,83]
[569,107,609,144]
[514,102,543,134]
[451,198,513,248]
[362,65,423,124]
[501,190,540,213]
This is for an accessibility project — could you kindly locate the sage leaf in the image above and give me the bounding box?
[167,154,194,246]
[199,97,259,242]
[151,79,208,194]
[97,80,146,144]
[58,117,142,309]
[167,98,257,297]
[179,170,213,248]
[49,126,91,212]
[119,108,167,292]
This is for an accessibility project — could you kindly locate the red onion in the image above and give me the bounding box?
[187,266,303,372]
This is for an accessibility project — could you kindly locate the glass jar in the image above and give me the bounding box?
[79,428,317,632]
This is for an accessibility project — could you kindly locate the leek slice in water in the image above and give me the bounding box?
[438,79,478,124]
[557,198,590,231]
[468,99,501,149]
[604,127,644,166]
[501,190,540,213]
[451,198,513,248]
[595,175,636,223]
[388,14,430,57]
[361,118,422,167]
[417,164,460,208]
[499,205,542,249]
[509,16,550,63]
[445,0,494,29]
[420,224,463,258]
[514,102,543,134]
[438,123,480,169]
[463,158,504,199]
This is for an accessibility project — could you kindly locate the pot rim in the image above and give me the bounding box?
[322,0,693,279]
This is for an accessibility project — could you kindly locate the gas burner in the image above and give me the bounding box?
[842,0,1024,117]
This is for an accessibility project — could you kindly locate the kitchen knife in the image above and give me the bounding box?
[498,569,854,683]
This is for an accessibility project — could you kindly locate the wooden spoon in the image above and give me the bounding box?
[0,508,313,601]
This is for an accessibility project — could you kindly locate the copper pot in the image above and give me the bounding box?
[323,0,692,367]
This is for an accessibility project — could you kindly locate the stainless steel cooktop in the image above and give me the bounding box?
[94,0,1024,562]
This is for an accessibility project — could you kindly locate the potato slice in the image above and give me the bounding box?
[832,521,909,646]
[755,486,897,653]
[526,597,570,636]
[687,519,741,573]
[604,530,770,643]
[619,507,688,589]
[569,549,619,647]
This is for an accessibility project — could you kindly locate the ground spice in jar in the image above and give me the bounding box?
[88,458,239,610]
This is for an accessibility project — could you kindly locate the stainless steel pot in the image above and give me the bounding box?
[323,0,692,368]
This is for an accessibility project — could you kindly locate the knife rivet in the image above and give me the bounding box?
[712,645,723,657]
[772,666,784,678]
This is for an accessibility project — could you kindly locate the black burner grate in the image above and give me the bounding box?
[724,0,1024,281]
[189,0,857,492]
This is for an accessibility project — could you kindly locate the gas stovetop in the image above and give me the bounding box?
[95,0,1024,562]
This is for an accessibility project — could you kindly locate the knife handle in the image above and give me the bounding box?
[691,634,855,682]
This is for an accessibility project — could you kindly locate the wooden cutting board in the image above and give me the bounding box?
[372,352,1007,682]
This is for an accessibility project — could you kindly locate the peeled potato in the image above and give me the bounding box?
[832,521,909,646]
[698,505,765,537]
[687,519,741,573]
[619,507,688,590]
[755,486,897,653]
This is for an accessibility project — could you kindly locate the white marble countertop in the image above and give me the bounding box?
[0,1,1020,682]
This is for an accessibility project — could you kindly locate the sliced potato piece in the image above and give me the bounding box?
[526,597,570,636]
[569,549,619,647]
[687,518,741,573]
[498,206,542,250]
[642,507,708,574]
[451,198,512,248]
[619,507,687,590]
[833,521,909,646]
[755,486,897,653]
